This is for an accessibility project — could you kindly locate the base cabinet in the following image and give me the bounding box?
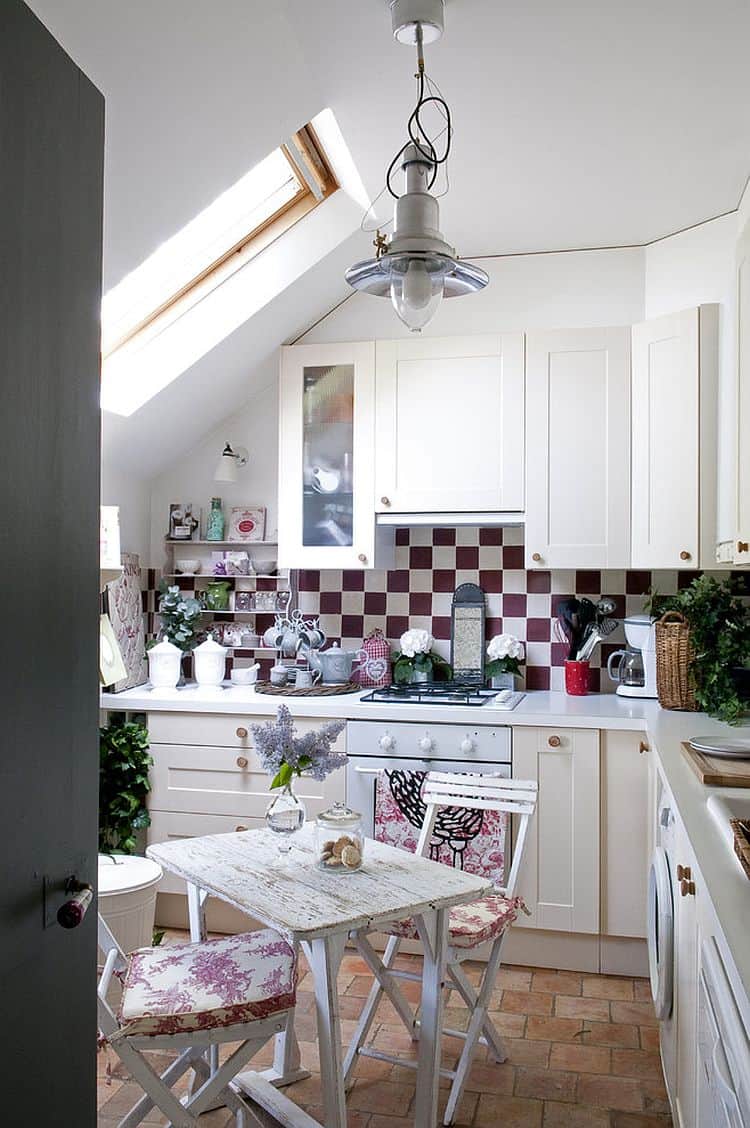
[601,731,650,939]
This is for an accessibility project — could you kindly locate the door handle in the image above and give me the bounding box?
[57,878,93,929]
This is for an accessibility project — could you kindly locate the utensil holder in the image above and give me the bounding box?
[564,660,590,696]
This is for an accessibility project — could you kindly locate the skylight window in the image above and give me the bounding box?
[101,121,339,414]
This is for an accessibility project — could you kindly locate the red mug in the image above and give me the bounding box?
[564,659,590,696]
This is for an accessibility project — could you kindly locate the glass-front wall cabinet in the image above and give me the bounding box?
[279,341,380,569]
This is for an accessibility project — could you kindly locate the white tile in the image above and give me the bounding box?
[395,545,410,569]
[456,527,480,545]
[503,617,527,640]
[364,569,387,592]
[410,570,434,592]
[386,591,409,615]
[503,570,527,593]
[527,593,552,617]
[503,526,524,545]
[526,641,551,667]
[455,569,480,588]
[652,570,679,594]
[432,638,450,661]
[486,593,503,618]
[479,546,502,570]
[409,526,432,546]
[409,615,433,634]
[431,592,453,617]
[297,591,321,614]
[601,570,625,594]
[363,615,387,638]
[320,569,342,591]
[341,590,364,615]
[319,613,342,638]
[433,545,457,569]
[551,570,576,594]
[549,667,565,693]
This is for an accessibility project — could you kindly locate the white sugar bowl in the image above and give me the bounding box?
[193,636,227,688]
[147,638,182,690]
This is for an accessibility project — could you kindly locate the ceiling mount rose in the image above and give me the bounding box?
[348,0,487,331]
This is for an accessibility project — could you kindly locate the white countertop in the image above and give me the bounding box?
[101,682,750,1015]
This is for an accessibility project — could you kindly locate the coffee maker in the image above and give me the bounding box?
[607,615,658,698]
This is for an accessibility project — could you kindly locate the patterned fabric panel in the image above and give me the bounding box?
[374,769,507,887]
[116,929,296,1039]
[382,893,524,950]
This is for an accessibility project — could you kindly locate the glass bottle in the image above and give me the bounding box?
[315,802,364,873]
[206,497,225,542]
[265,782,307,865]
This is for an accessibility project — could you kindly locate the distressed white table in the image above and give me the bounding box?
[147,824,490,1128]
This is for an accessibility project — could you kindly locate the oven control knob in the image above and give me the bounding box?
[419,736,434,753]
[460,737,475,755]
[379,734,395,751]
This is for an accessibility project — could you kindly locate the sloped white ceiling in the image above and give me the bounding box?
[29,0,750,476]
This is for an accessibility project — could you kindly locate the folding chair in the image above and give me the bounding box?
[97,914,303,1127]
[345,770,538,1126]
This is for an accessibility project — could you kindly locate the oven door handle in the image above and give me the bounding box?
[353,761,438,774]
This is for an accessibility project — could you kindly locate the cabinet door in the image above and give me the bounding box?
[737,223,750,565]
[601,731,650,938]
[278,341,380,569]
[375,334,525,513]
[631,306,718,569]
[525,328,631,569]
[512,727,600,933]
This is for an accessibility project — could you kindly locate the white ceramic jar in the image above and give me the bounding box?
[193,636,227,687]
[147,637,182,689]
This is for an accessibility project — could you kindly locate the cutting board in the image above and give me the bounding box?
[681,742,750,787]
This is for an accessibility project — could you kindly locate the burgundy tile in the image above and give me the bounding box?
[409,592,433,616]
[479,528,503,546]
[503,594,528,617]
[410,546,433,570]
[364,592,387,616]
[456,545,479,569]
[479,569,503,594]
[608,593,627,618]
[147,568,156,587]
[433,527,456,546]
[298,569,321,592]
[576,570,601,594]
[552,593,575,616]
[433,569,457,592]
[677,570,701,590]
[141,590,148,611]
[503,545,524,569]
[527,618,551,642]
[256,576,277,591]
[319,591,342,614]
[176,576,194,590]
[485,616,503,638]
[386,615,409,639]
[551,642,569,666]
[387,569,410,592]
[588,667,601,692]
[527,570,551,594]
[625,571,652,595]
[526,667,551,690]
[342,614,365,638]
[432,616,452,640]
[343,570,365,591]
[395,527,410,546]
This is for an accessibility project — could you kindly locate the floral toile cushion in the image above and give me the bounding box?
[383,893,525,950]
[115,929,296,1039]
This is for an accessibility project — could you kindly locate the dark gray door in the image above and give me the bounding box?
[0,2,104,1122]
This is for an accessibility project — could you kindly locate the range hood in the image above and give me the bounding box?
[376,511,526,527]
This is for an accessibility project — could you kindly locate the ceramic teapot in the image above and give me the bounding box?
[193,636,227,688]
[308,643,366,685]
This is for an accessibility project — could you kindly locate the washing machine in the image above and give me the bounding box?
[648,775,678,1092]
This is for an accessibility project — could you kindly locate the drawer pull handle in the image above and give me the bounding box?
[639,741,649,755]
[680,878,695,897]
[548,735,561,748]
[532,552,542,563]
[679,550,691,561]
[738,540,749,554]
[235,824,248,833]
[381,496,391,506]
[676,864,692,882]
[358,553,367,564]
[236,727,248,739]
[236,756,248,769]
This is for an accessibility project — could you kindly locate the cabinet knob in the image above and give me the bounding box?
[236,756,248,769]
[358,553,367,564]
[381,496,391,507]
[548,734,561,748]
[236,727,248,739]
[532,553,542,563]
[738,540,749,554]
[235,824,248,833]
[676,864,692,882]
[379,734,394,751]
[680,879,696,897]
[679,550,691,561]
[419,736,434,753]
[639,741,649,755]
[460,737,475,755]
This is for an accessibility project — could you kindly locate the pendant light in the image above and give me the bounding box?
[345,0,488,332]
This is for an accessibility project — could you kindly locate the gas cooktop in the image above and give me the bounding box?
[361,682,524,708]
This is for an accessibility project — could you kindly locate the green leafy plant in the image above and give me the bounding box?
[646,575,750,724]
[99,720,153,853]
[156,581,203,652]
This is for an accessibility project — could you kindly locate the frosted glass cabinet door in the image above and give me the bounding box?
[278,342,378,569]
[375,334,525,513]
[525,327,631,569]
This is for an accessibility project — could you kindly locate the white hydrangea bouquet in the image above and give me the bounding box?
[392,628,452,685]
[485,633,525,681]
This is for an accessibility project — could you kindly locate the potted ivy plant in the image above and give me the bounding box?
[99,719,153,854]
[392,629,452,684]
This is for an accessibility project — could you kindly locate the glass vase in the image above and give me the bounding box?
[265,781,307,864]
[206,496,225,542]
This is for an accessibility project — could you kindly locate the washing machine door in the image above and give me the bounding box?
[648,846,674,1020]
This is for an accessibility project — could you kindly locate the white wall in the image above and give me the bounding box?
[101,450,150,562]
[148,375,278,566]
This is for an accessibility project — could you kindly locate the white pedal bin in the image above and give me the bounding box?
[98,854,163,955]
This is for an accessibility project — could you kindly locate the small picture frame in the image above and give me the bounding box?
[228,506,266,542]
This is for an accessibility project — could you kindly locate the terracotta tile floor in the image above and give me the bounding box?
[98,933,672,1128]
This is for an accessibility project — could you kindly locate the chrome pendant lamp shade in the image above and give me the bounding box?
[345,0,488,332]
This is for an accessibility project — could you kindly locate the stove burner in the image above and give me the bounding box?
[361,681,500,707]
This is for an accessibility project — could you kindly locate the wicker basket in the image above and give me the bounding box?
[730,819,750,880]
[655,611,698,711]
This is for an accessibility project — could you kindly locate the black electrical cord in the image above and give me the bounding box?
[385,64,452,199]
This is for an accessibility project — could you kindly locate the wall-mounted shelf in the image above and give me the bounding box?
[164,539,278,548]
[162,573,285,581]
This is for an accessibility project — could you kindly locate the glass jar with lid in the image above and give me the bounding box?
[315,802,363,873]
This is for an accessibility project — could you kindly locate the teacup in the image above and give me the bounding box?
[295,669,321,689]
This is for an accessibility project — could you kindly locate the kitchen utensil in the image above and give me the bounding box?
[554,616,574,654]
[295,668,321,689]
[578,598,597,634]
[175,558,200,575]
[193,636,227,688]
[205,579,231,610]
[597,596,617,619]
[607,647,645,689]
[311,466,341,493]
[577,618,619,662]
[557,598,583,658]
[270,663,288,687]
[564,660,590,695]
[681,743,750,787]
[688,736,750,758]
[309,644,366,684]
[147,637,182,690]
[230,664,259,686]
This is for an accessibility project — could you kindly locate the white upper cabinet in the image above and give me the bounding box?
[631,306,718,570]
[278,341,391,570]
[525,327,631,569]
[374,334,525,514]
[737,223,750,565]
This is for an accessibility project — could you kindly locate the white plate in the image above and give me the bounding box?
[689,736,750,759]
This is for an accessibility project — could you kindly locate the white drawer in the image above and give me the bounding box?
[149,742,345,817]
[147,712,348,751]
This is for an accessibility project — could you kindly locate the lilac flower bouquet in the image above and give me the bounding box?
[251,705,347,791]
